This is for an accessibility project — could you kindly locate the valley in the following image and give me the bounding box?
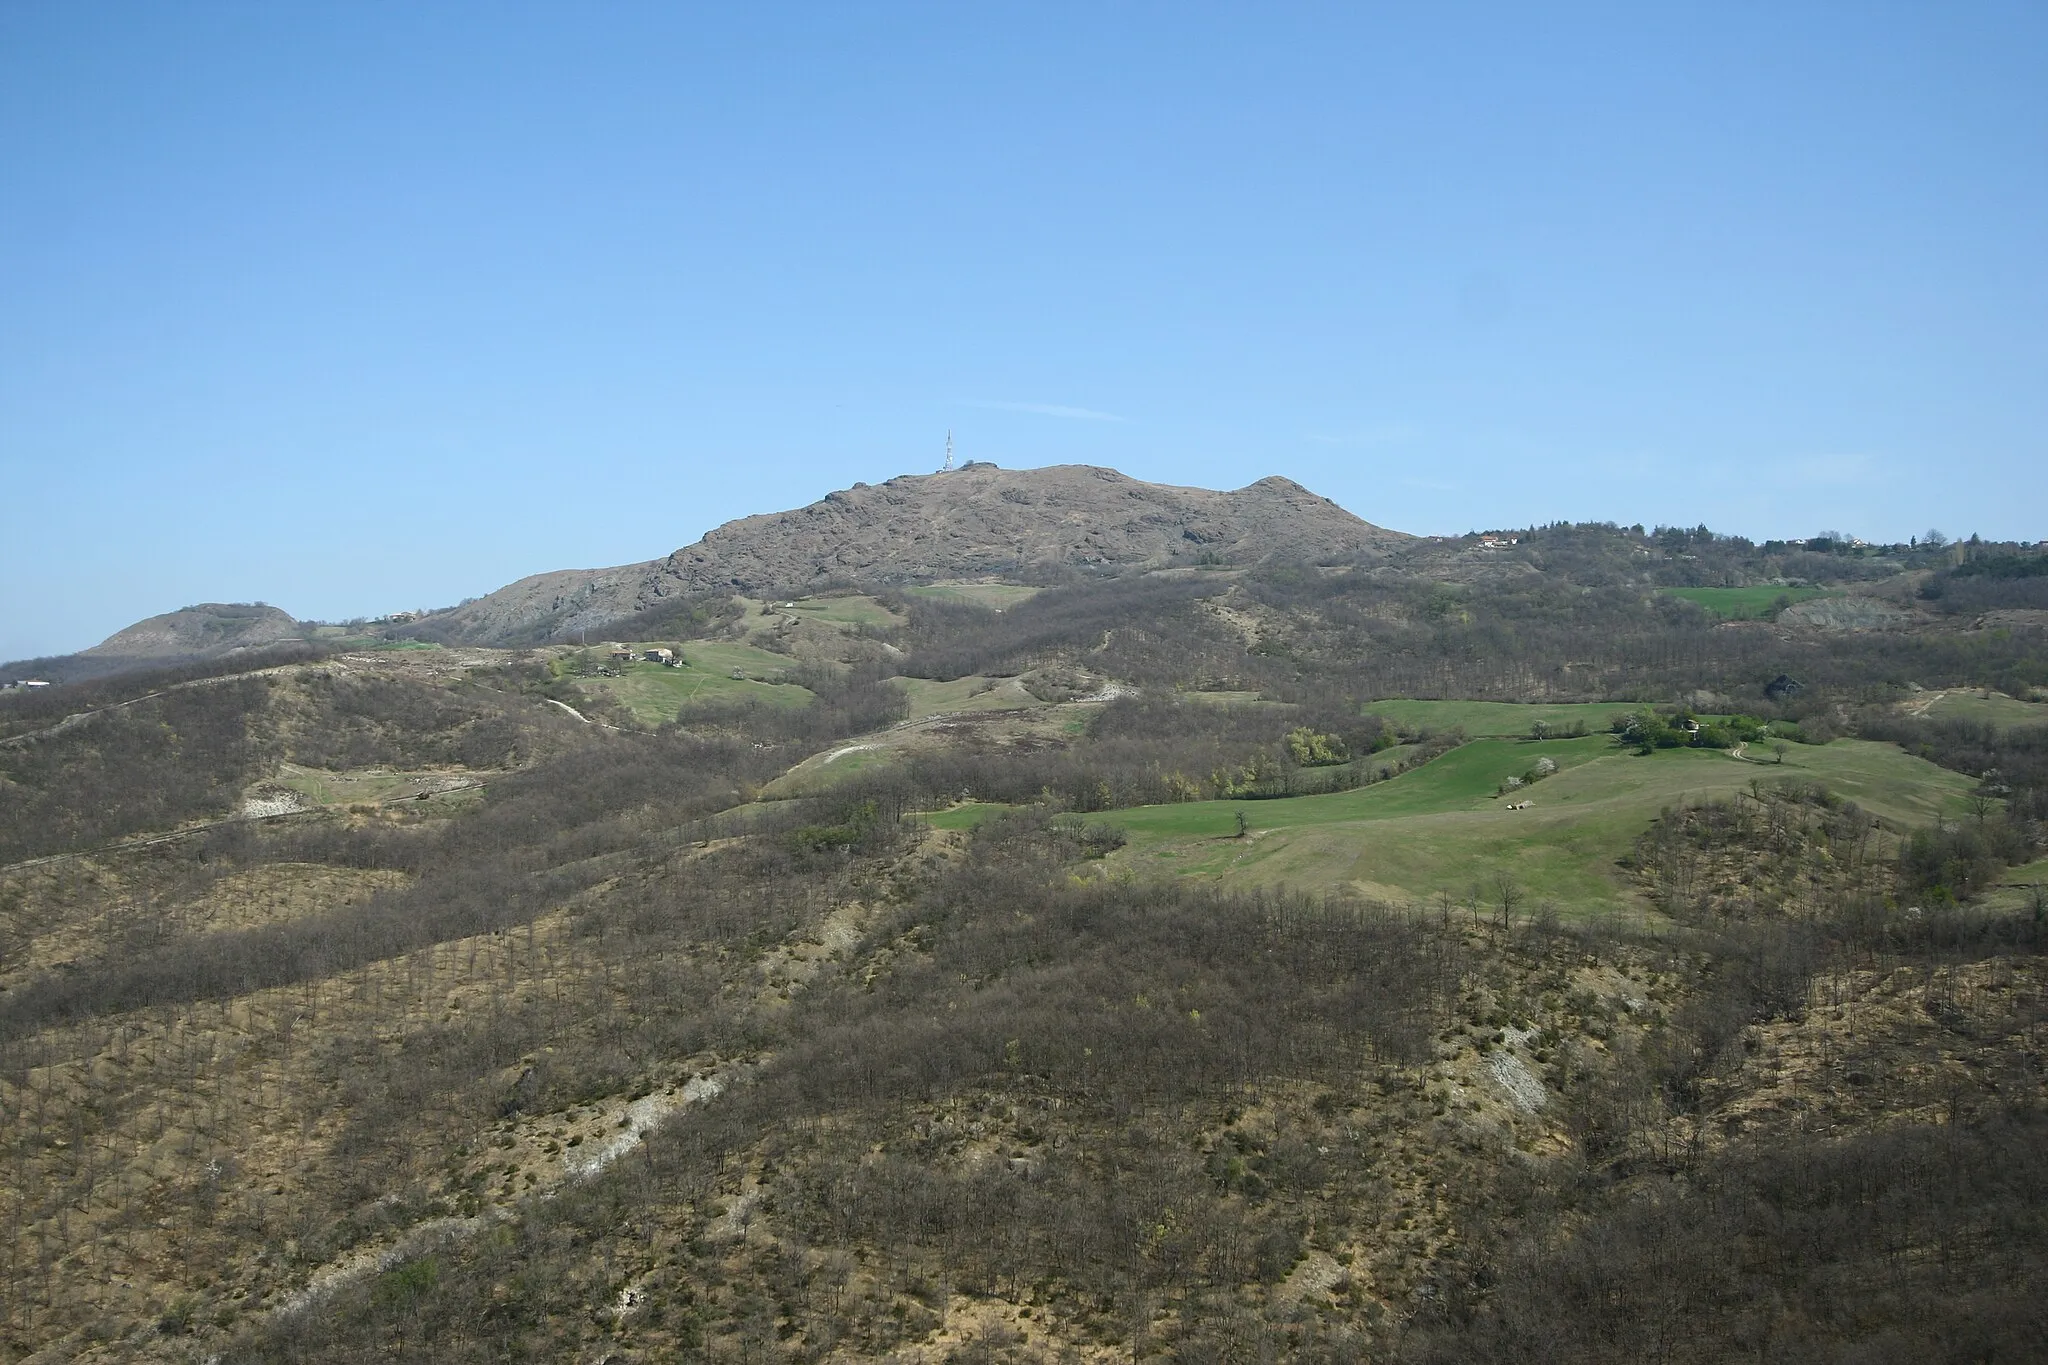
[2,488,2045,1364]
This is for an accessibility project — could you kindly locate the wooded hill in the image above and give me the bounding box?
[1,510,2044,1364]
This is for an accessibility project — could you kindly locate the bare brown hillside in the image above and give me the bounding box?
[420,464,1409,644]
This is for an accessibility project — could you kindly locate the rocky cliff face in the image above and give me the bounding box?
[421,464,1409,644]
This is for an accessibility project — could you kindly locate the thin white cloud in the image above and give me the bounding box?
[971,400,1127,422]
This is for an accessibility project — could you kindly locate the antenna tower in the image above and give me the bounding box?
[941,430,955,472]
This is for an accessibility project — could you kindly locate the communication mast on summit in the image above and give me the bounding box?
[941,430,955,472]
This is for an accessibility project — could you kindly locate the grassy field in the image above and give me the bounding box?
[1095,736,1974,913]
[903,582,1042,609]
[758,740,903,797]
[1363,698,1644,737]
[273,763,482,806]
[1913,689,2048,728]
[680,639,802,677]
[927,735,1977,916]
[770,684,1107,797]
[1982,854,2048,915]
[581,654,813,725]
[923,801,1013,830]
[1660,586,1834,619]
[895,674,1040,719]
[774,594,903,629]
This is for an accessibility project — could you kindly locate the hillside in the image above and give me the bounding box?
[415,464,1409,645]
[78,603,303,662]
[1,604,311,686]
[2,521,2044,1364]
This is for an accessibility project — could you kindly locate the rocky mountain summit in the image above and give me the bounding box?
[420,463,1408,644]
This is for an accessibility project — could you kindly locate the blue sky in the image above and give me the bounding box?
[3,3,2045,660]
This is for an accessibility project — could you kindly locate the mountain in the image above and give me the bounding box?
[0,602,310,684]
[6,510,2044,1362]
[417,463,1410,644]
[78,602,302,661]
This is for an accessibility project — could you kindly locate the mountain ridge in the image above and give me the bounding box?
[418,463,1408,644]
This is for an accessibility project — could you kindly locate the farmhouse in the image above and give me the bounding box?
[642,648,676,665]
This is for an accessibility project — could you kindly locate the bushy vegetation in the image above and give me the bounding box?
[1404,1115,2048,1365]
[0,667,576,864]
[856,690,1418,811]
[4,525,2046,1362]
[1611,708,1778,754]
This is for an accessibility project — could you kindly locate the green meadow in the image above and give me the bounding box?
[1914,689,2048,728]
[1660,585,1834,619]
[926,734,1976,916]
[679,639,804,678]
[894,674,1039,719]
[1362,698,1643,737]
[582,648,813,725]
[775,594,903,628]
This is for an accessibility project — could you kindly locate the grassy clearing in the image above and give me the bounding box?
[773,686,1108,798]
[1997,855,2048,887]
[581,657,812,725]
[1108,737,1609,836]
[1913,690,2048,727]
[1660,586,1834,619]
[903,582,1042,609]
[274,764,481,806]
[759,742,902,799]
[895,675,1039,720]
[774,594,903,629]
[1981,855,2048,915]
[1363,698,1644,737]
[924,801,1011,830]
[1088,736,1976,915]
[679,639,801,677]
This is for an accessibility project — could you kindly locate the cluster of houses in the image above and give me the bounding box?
[2,678,51,692]
[1473,534,1522,550]
[609,645,678,667]
[598,644,753,682]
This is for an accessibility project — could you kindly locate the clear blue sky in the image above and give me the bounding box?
[3,3,2045,660]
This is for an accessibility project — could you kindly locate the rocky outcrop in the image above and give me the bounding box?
[421,464,1408,644]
